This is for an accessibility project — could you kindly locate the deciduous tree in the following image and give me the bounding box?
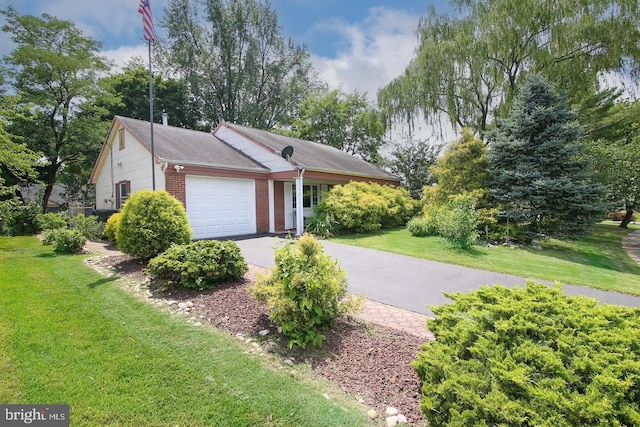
[1,7,109,211]
[292,89,386,163]
[160,0,318,130]
[378,0,640,137]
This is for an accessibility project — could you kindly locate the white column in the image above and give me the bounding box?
[296,170,305,236]
[268,179,275,233]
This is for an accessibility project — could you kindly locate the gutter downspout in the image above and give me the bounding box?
[296,168,305,236]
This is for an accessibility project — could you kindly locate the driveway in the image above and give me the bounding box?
[235,236,640,316]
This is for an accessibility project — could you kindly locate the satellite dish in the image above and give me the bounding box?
[281,146,294,160]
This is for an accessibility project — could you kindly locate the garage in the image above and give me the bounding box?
[185,176,256,239]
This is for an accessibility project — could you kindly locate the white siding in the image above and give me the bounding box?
[94,125,164,210]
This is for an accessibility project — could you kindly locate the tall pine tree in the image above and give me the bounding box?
[487,75,606,240]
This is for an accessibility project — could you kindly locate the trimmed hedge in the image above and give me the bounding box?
[146,240,248,290]
[314,182,419,234]
[414,282,640,426]
[116,190,192,258]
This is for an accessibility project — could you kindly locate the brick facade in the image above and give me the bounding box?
[255,179,269,233]
[274,181,285,232]
[165,168,186,207]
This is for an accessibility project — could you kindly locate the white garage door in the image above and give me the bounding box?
[185,176,256,239]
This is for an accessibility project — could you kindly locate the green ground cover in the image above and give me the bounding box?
[333,222,640,295]
[0,236,366,426]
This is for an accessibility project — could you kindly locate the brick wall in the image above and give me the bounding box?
[274,181,285,231]
[255,179,269,233]
[165,169,186,207]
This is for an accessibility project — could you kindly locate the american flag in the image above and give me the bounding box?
[138,0,156,42]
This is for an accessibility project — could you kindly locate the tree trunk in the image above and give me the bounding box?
[620,209,635,228]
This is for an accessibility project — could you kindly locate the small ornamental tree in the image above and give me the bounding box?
[414,282,640,426]
[116,190,192,258]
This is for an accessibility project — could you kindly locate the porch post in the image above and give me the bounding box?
[296,169,305,236]
[268,179,275,233]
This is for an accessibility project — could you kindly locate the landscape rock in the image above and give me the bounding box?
[397,414,408,424]
[385,407,398,416]
[258,329,270,336]
[386,415,398,427]
[366,409,378,419]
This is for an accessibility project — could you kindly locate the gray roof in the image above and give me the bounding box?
[115,116,398,181]
[118,116,267,172]
[223,123,399,181]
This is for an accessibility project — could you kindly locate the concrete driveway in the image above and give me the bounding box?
[235,236,640,316]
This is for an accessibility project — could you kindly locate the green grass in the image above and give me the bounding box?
[0,237,367,426]
[333,222,640,296]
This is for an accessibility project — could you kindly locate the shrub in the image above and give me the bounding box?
[608,210,636,222]
[407,216,438,237]
[305,208,341,238]
[0,201,40,236]
[68,214,104,239]
[146,240,248,290]
[41,228,86,253]
[317,182,419,234]
[36,212,68,231]
[414,282,640,426]
[436,194,479,249]
[116,190,192,258]
[104,213,121,243]
[40,229,58,245]
[250,234,360,349]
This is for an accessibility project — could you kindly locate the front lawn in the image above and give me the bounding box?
[333,222,640,296]
[0,237,367,426]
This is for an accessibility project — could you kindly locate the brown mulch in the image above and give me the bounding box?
[86,254,428,425]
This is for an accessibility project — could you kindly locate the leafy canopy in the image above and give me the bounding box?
[378,0,640,136]
[1,6,109,211]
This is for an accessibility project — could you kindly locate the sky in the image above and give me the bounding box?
[0,0,450,103]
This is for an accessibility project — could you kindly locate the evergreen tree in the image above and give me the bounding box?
[486,75,606,239]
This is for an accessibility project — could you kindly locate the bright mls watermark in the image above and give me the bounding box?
[1,405,69,426]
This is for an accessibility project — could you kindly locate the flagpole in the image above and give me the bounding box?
[148,39,155,191]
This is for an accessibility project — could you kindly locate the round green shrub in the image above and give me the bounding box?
[250,234,360,349]
[414,282,640,426]
[43,228,86,253]
[104,212,121,243]
[317,182,419,234]
[36,212,68,231]
[146,240,248,290]
[116,190,192,258]
[407,216,438,237]
[68,214,104,239]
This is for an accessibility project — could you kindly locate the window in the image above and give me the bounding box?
[118,128,125,150]
[116,180,130,209]
[293,184,320,209]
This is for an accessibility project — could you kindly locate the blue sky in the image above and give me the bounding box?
[0,0,450,101]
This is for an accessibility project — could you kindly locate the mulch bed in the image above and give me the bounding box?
[88,254,428,424]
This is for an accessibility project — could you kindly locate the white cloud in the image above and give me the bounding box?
[310,6,420,102]
[102,45,150,71]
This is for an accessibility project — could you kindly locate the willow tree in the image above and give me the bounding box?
[160,0,318,130]
[378,0,640,137]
